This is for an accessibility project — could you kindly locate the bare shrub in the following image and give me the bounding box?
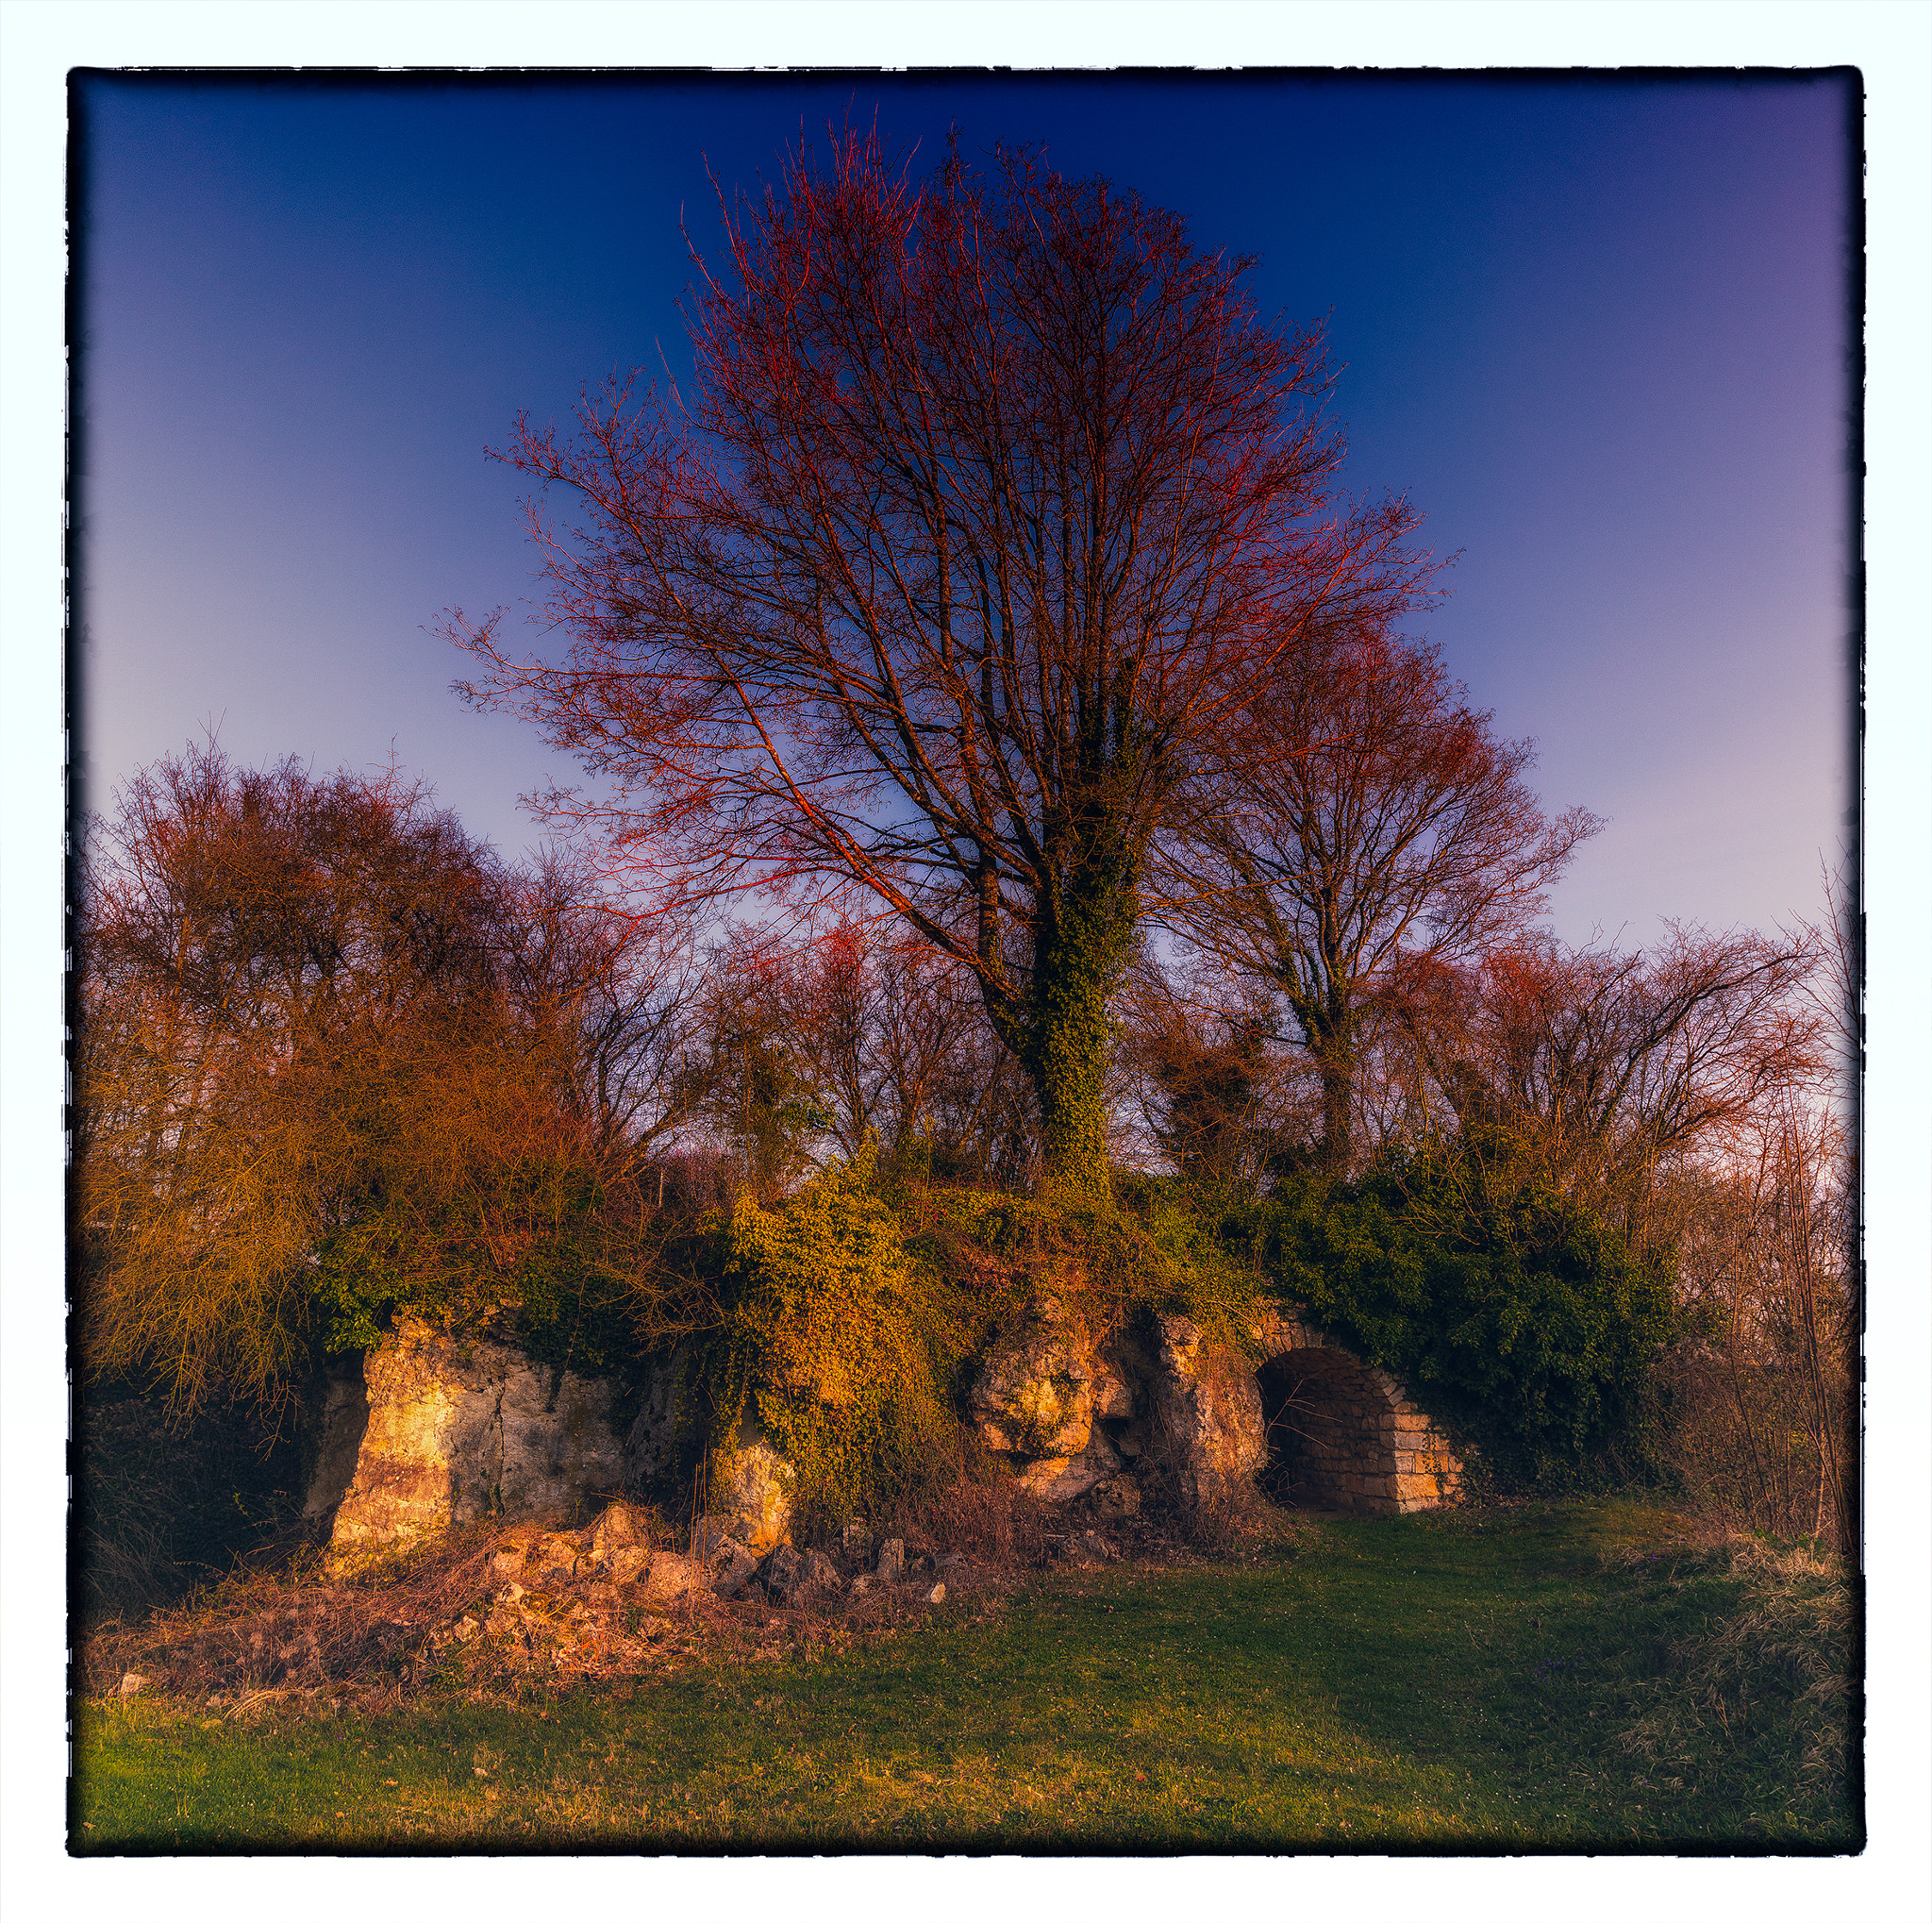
[1656,1045,1855,1555]
[77,1508,674,1708]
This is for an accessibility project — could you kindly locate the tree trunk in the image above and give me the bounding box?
[1317,1052,1355,1177]
[989,845,1137,1208]
[1029,940,1117,1205]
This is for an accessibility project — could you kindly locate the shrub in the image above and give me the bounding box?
[908,1172,1271,1361]
[311,1157,651,1381]
[76,1382,311,1623]
[701,1149,971,1528]
[1250,1151,1677,1487]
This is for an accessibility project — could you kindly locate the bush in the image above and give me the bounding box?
[906,1172,1271,1363]
[701,1149,972,1528]
[76,1382,311,1623]
[1249,1152,1677,1488]
[310,1157,650,1381]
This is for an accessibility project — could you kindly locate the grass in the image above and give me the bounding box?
[73,1499,1858,1852]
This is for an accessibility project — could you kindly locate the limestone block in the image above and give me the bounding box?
[604,1545,650,1585]
[637,1551,705,1603]
[1146,1314,1264,1508]
[488,1363,623,1521]
[713,1418,795,1554]
[970,1296,1096,1460]
[1249,1309,1309,1357]
[1157,1313,1202,1363]
[875,1538,906,1582]
[325,1334,466,1561]
[587,1499,639,1551]
[711,1541,761,1598]
[687,1520,761,1595]
[691,1515,736,1560]
[1090,1358,1137,1421]
[758,1544,839,1606]
[522,1530,582,1593]
[325,1318,625,1566]
[1017,1454,1098,1502]
[582,1501,652,1584]
[1018,1425,1123,1504]
[302,1353,371,1520]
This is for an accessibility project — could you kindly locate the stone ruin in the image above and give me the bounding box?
[306,1300,1462,1569]
[306,1318,625,1564]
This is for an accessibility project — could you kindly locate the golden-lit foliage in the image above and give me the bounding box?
[708,1151,971,1525]
[75,744,703,1417]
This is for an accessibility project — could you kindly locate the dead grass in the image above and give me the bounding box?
[1603,1532,1855,1796]
[80,1517,539,1714]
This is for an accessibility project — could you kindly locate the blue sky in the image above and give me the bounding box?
[75,70,1856,945]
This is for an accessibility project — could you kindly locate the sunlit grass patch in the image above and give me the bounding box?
[75,1500,1857,1852]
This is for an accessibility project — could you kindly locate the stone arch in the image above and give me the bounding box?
[1249,1313,1462,1515]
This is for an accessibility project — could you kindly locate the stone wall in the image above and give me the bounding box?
[1141,1313,1266,1510]
[619,1346,797,1555]
[318,1318,625,1564]
[967,1300,1461,1520]
[1254,1316,1462,1515]
[301,1351,372,1524]
[309,1296,1462,1564]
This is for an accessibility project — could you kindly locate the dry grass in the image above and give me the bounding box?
[80,1518,540,1714]
[1604,1532,1855,1797]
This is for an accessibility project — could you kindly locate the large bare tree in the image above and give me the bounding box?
[449,130,1432,1199]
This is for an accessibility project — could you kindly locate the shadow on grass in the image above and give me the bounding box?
[74,1500,1857,1856]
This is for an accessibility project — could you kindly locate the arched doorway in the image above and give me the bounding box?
[1251,1320,1463,1515]
[1257,1346,1397,1513]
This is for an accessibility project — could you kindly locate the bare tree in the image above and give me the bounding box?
[496,850,707,1160]
[75,744,703,1417]
[449,128,1434,1200]
[1159,619,1596,1173]
[1390,924,1819,1246]
[1656,861,1857,1553]
[1118,953,1315,1189]
[1662,1095,1856,1552]
[690,917,1038,1189]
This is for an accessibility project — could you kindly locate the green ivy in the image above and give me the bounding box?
[1246,1152,1678,1489]
[905,1174,1272,1362]
[309,1158,643,1382]
[697,1148,972,1526]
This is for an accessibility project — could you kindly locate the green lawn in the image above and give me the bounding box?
[74,1500,1857,1851]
